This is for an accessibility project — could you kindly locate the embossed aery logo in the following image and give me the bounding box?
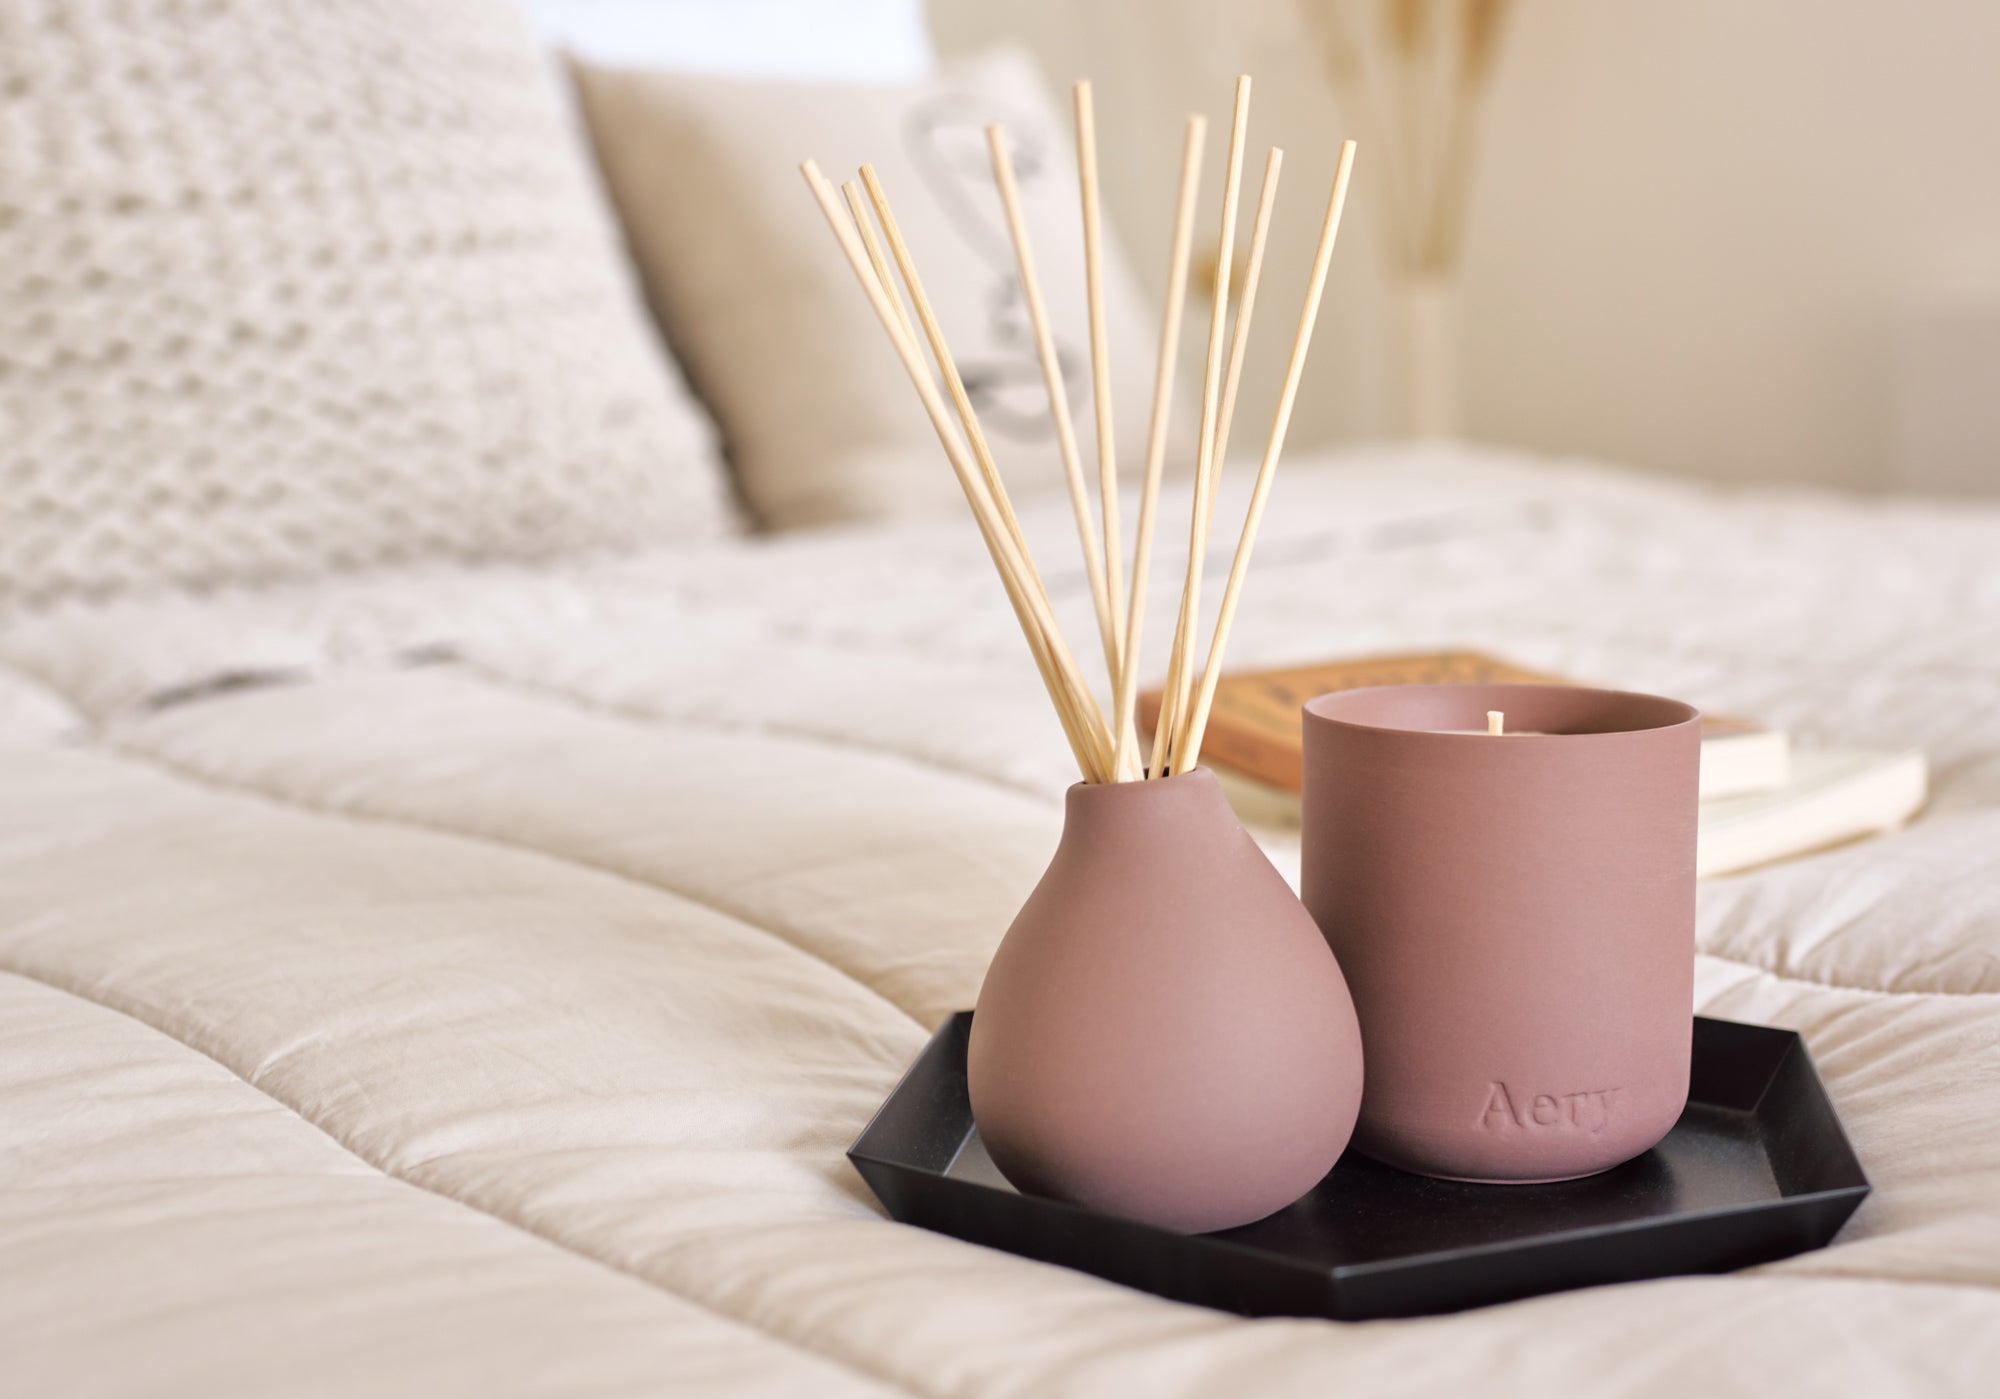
[1477,1082,1619,1135]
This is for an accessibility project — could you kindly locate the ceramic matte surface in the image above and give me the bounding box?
[969,770,1364,1233]
[1301,684,1700,1183]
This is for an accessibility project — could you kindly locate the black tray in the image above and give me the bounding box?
[849,1013,1868,1320]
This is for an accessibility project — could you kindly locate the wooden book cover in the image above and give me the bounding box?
[1137,651,1574,793]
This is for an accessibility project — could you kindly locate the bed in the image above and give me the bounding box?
[6,0,2000,1390]
[4,445,2000,1395]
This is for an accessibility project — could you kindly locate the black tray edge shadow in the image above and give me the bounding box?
[849,1013,1870,1321]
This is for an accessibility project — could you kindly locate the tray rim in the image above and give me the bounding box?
[849,1010,1872,1282]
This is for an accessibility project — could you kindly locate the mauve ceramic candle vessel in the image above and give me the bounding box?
[1300,683,1700,1184]
[969,769,1364,1233]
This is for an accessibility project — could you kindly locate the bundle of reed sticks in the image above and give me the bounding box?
[802,77,1355,784]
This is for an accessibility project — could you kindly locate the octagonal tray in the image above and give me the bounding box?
[849,1013,1868,1320]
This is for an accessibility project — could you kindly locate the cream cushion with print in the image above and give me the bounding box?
[569,47,1182,529]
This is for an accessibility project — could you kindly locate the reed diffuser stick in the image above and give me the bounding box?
[854,165,1123,777]
[1152,76,1252,776]
[842,181,918,345]
[987,125,1122,692]
[804,81,1355,784]
[860,168,1037,586]
[1111,115,1207,782]
[1178,140,1358,774]
[1075,82,1139,779]
[1161,148,1284,774]
[1074,81,1127,674]
[803,161,1113,780]
[1207,147,1284,474]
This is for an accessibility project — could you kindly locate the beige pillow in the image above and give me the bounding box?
[570,47,1180,529]
[0,0,737,608]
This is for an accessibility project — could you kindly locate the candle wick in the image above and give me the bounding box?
[1487,710,1505,736]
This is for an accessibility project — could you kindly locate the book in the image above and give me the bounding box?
[1694,713,1793,802]
[1137,650,1926,878]
[1138,650,1789,801]
[1210,749,1928,879]
[1693,748,1928,877]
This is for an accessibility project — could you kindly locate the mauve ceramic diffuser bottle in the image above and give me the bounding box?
[969,769,1364,1233]
[1301,683,1700,1183]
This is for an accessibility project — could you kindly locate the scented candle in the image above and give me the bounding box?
[1300,683,1701,1183]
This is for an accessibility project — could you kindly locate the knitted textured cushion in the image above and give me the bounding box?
[0,0,737,607]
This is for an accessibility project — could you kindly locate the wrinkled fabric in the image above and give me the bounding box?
[2,445,1996,1396]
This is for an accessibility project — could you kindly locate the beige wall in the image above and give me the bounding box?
[930,0,2000,492]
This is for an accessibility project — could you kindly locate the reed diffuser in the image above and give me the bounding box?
[803,79,1363,1234]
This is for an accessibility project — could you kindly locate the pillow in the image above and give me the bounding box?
[569,47,1183,529]
[523,0,936,80]
[0,0,737,607]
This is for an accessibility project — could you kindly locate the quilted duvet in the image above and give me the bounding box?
[3,446,1997,1397]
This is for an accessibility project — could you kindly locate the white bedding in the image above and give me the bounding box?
[3,445,1998,1396]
